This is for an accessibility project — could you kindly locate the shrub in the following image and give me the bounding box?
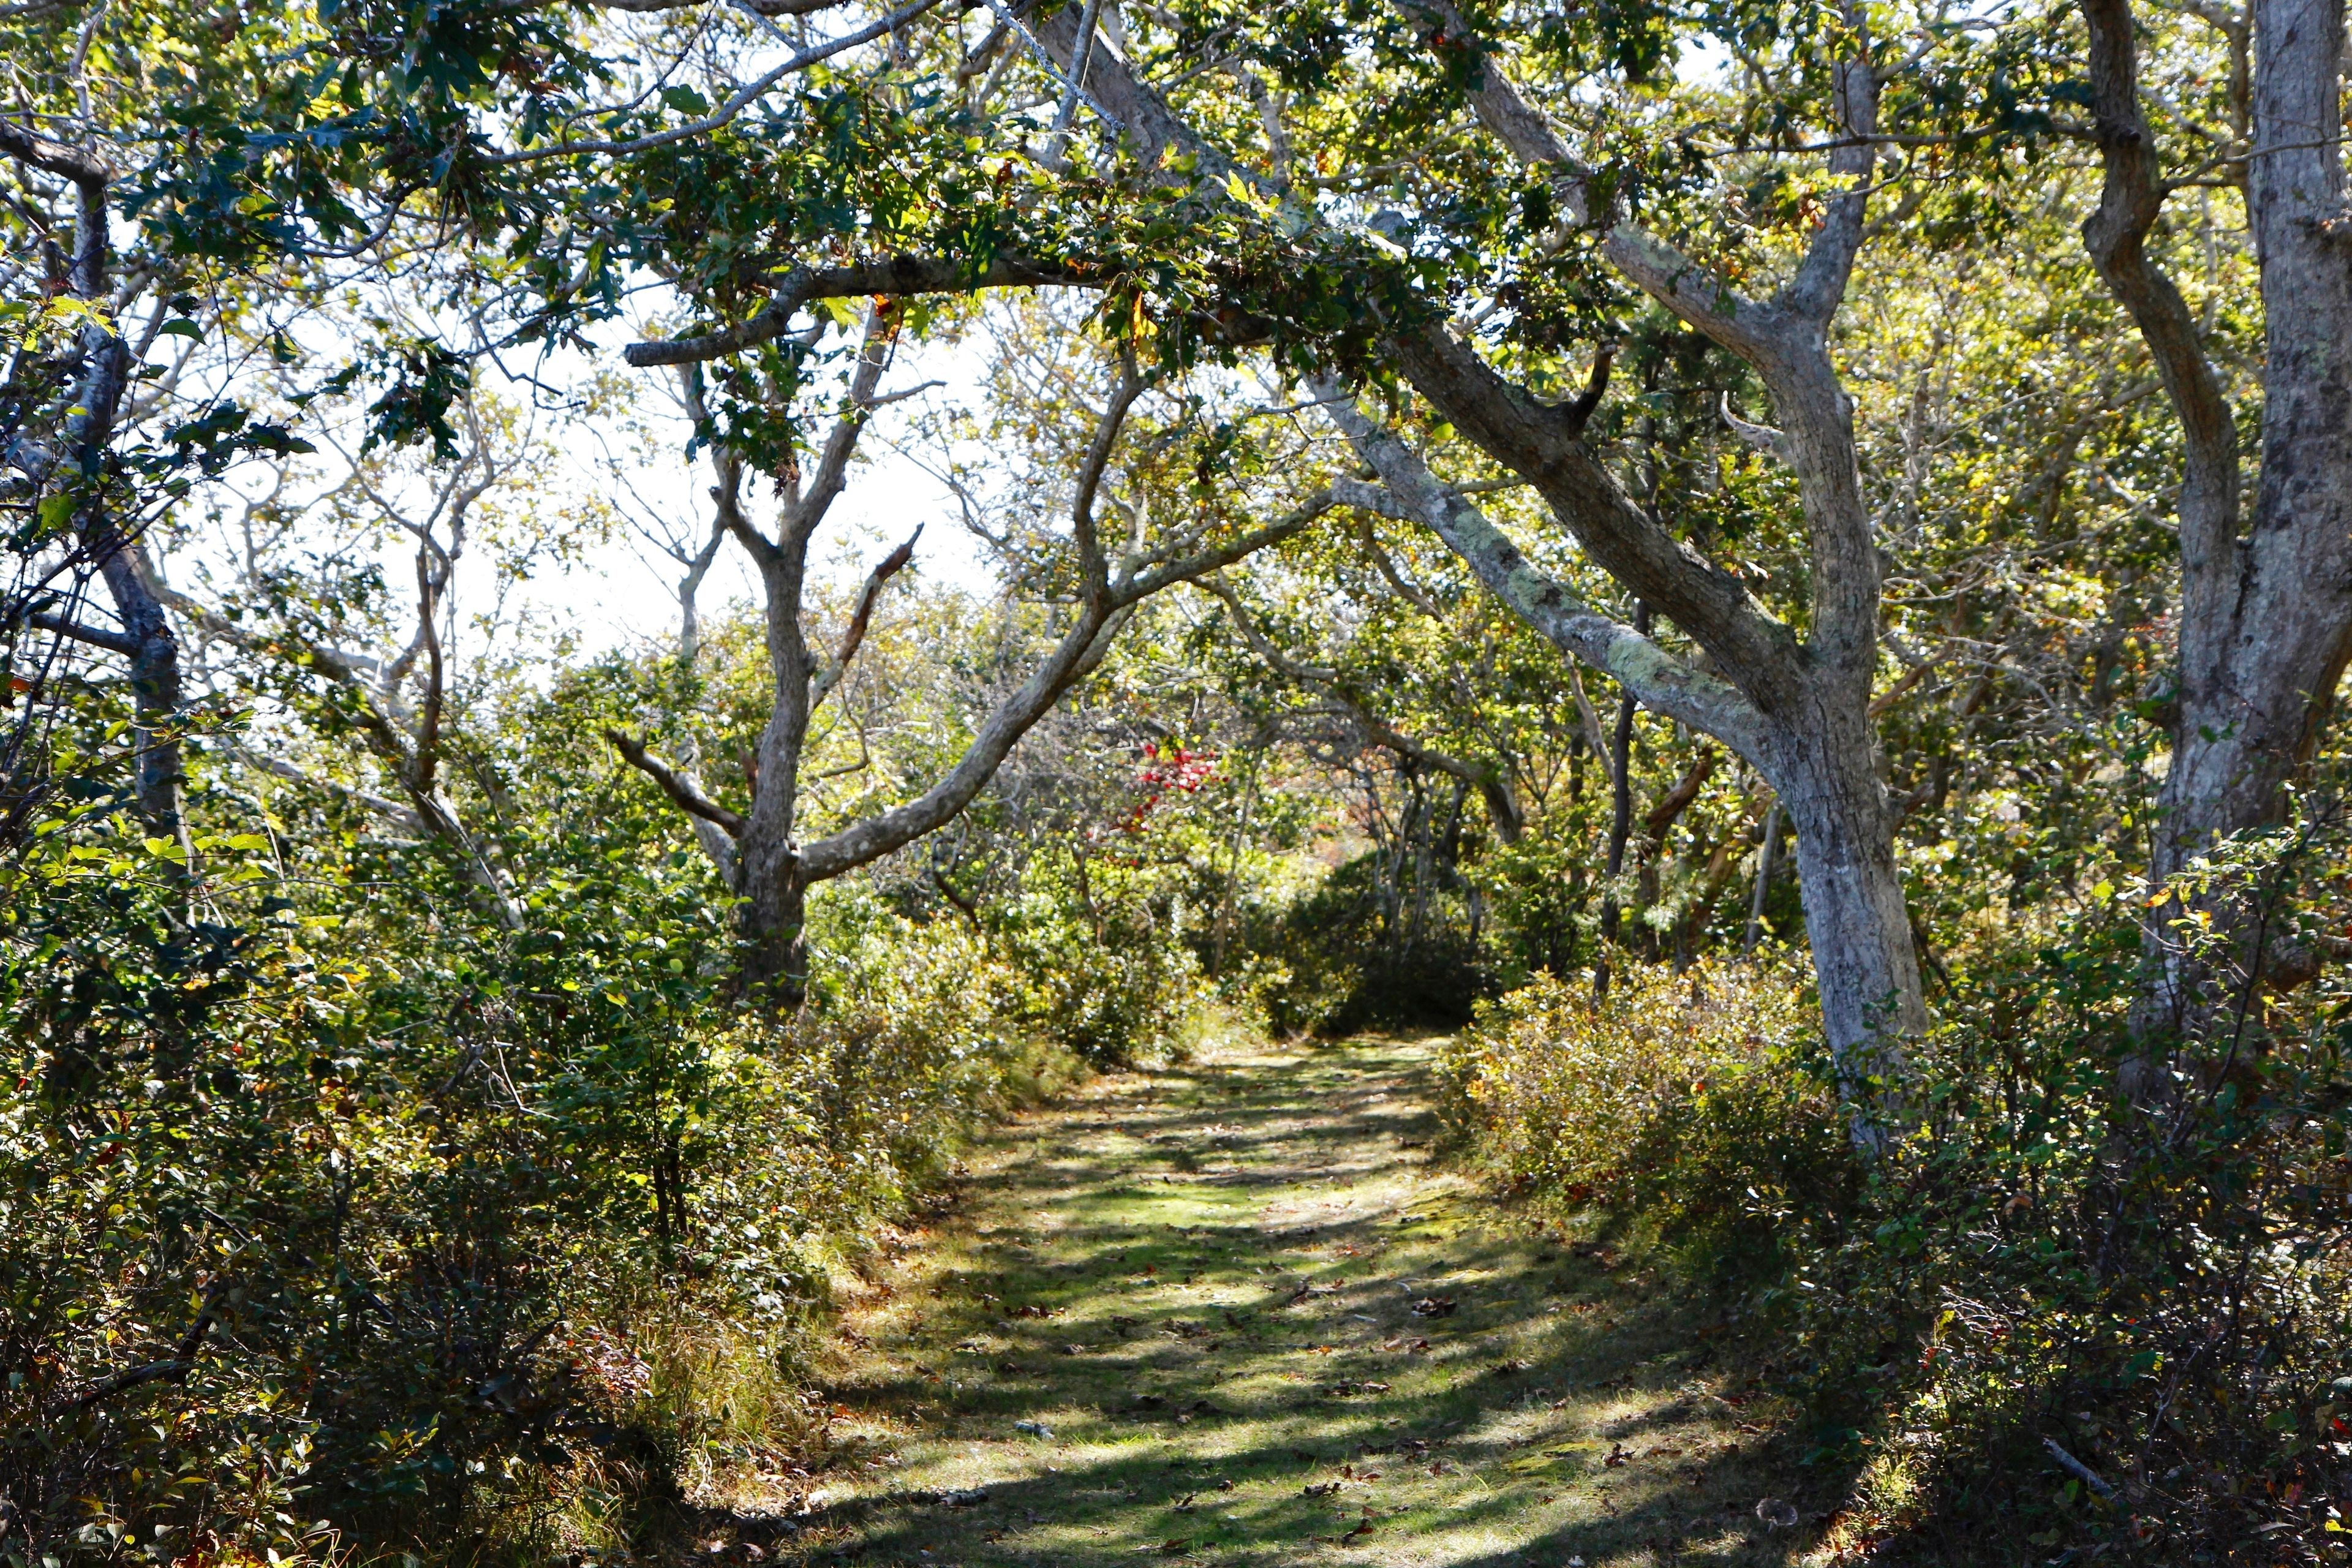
[1437,957,1850,1277]
[990,846,1214,1066]
[1441,884,2352,1562]
[0,826,1070,1568]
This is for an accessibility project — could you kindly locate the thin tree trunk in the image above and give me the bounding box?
[1746,801,1782,952]
[1595,604,1647,998]
[50,165,188,845]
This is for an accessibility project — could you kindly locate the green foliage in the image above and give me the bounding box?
[1439,812,2352,1562]
[1438,956,1847,1272]
[992,842,1215,1067]
[0,691,1072,1567]
[7,0,2348,1559]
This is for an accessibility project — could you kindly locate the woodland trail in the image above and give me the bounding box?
[743,1035,1811,1567]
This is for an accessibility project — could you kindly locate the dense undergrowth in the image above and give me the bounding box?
[1439,833,2352,1565]
[0,669,1243,1568]
[0,832,1069,1568]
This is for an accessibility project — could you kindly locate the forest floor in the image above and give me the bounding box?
[715,1034,1824,1567]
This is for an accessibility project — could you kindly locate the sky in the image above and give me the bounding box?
[163,308,1008,686]
[483,318,1006,660]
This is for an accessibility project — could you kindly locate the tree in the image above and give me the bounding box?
[2075,0,2352,1078]
[608,305,1329,1003]
[153,384,570,927]
[1,124,189,845]
[971,0,1929,1098]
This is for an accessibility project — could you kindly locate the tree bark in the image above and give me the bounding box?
[739,858,811,1008]
[9,144,192,845]
[1746,801,1782,952]
[2080,0,2352,1071]
[1760,700,1924,1070]
[1595,603,1645,997]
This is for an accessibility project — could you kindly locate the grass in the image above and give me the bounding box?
[676,1034,1829,1567]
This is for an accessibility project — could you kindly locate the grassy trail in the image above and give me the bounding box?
[755,1035,1806,1567]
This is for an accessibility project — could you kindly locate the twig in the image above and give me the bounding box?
[2043,1438,2116,1499]
[51,1287,225,1414]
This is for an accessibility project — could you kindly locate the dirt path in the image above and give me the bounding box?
[762,1035,1803,1567]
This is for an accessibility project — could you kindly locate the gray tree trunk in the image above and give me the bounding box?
[616,334,1330,1011]
[2081,0,2352,1077]
[1759,700,1925,1066]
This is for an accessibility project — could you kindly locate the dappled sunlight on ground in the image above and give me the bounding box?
[709,1036,1819,1567]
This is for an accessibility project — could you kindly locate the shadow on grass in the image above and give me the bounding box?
[692,1039,1853,1567]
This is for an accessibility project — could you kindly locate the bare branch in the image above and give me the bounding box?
[412,550,446,794]
[1643,744,1718,842]
[605,729,749,837]
[1358,516,1446,618]
[1325,353,1799,717]
[791,304,899,534]
[50,1287,222,1415]
[1201,573,1337,683]
[2079,0,2240,636]
[1314,377,1772,764]
[0,117,111,186]
[1772,8,1879,326]
[1565,662,1615,788]
[235,747,425,832]
[809,524,923,710]
[1115,490,1333,602]
[1719,392,1793,466]
[482,0,948,168]
[979,0,1125,133]
[1389,0,1887,680]
[796,602,1132,881]
[28,609,138,656]
[1073,358,1146,604]
[625,257,1086,368]
[1205,573,1521,839]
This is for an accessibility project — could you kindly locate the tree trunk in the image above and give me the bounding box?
[2150,0,2352,922]
[1745,801,1782,952]
[738,850,809,1009]
[58,174,187,846]
[1595,605,1645,998]
[736,629,813,1008]
[1763,700,1926,1085]
[2079,0,2352,1074]
[95,521,187,845]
